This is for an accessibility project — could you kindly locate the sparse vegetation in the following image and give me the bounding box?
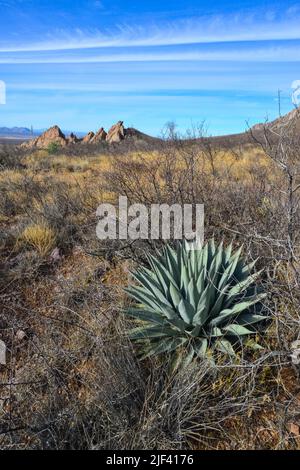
[1,122,300,450]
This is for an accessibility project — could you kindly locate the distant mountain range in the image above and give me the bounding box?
[0,127,86,138]
[0,127,35,137]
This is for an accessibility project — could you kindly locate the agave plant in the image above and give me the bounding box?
[125,240,267,363]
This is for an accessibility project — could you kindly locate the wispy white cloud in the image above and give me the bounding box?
[1,8,300,52]
[1,44,300,63]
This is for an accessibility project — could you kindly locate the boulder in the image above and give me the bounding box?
[106,121,125,143]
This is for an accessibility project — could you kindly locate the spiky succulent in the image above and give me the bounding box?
[125,240,267,363]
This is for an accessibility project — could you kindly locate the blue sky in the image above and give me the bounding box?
[0,0,299,136]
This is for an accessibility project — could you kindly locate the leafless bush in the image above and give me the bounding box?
[1,303,294,450]
[250,112,300,276]
[0,145,24,170]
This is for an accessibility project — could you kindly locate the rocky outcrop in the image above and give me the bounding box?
[21,125,67,149]
[20,120,157,150]
[67,132,79,144]
[106,121,125,143]
[82,131,95,143]
[91,127,107,143]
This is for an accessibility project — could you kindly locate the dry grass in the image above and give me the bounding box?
[1,137,300,450]
[17,223,57,257]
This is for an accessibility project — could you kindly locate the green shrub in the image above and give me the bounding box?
[125,240,267,366]
[47,142,60,154]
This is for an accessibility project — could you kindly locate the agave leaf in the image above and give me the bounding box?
[192,304,207,327]
[230,245,243,264]
[209,286,228,319]
[178,298,195,324]
[165,245,180,286]
[125,286,162,311]
[210,293,267,327]
[243,258,259,274]
[189,247,197,276]
[207,238,216,264]
[195,247,204,277]
[169,283,181,309]
[168,316,187,332]
[140,336,188,359]
[190,324,201,337]
[223,324,254,336]
[215,339,236,356]
[193,338,208,357]
[196,268,206,296]
[209,327,224,337]
[217,255,240,291]
[132,270,163,297]
[224,241,233,264]
[234,258,259,281]
[201,243,208,273]
[226,270,263,299]
[129,324,179,340]
[138,280,174,309]
[238,313,268,325]
[208,241,224,286]
[125,286,168,313]
[193,279,217,326]
[181,343,195,368]
[187,278,197,309]
[180,264,189,292]
[125,307,166,325]
[148,255,176,292]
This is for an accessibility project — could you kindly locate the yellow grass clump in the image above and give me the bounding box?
[18,222,56,257]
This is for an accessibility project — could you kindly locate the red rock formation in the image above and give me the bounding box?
[82,131,95,143]
[106,121,125,143]
[67,132,79,144]
[91,127,107,143]
[21,125,67,149]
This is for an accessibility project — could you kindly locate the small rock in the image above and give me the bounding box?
[49,247,61,263]
[15,330,26,341]
[288,422,300,436]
